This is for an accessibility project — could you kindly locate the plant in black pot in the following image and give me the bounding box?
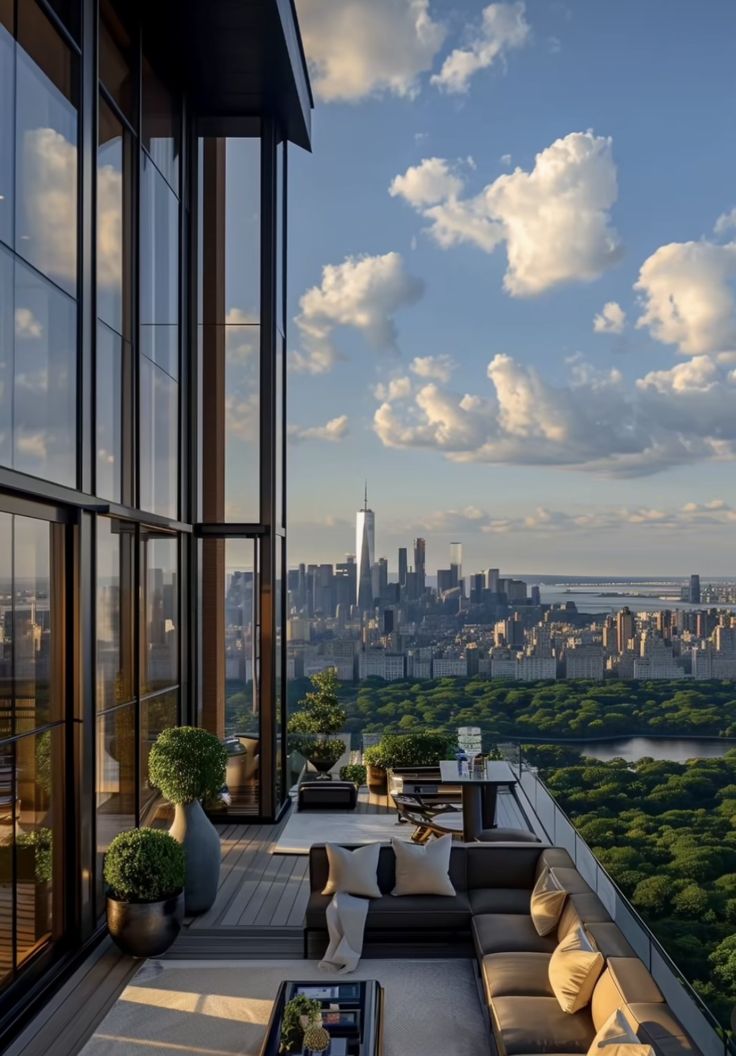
[148,726,227,914]
[288,669,347,779]
[104,828,185,957]
[365,731,457,793]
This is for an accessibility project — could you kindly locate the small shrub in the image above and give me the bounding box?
[306,737,345,772]
[340,763,366,786]
[148,726,227,804]
[366,731,457,769]
[104,828,185,902]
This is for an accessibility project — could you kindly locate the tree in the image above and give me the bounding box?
[632,875,671,916]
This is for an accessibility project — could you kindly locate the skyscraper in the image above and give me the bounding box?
[413,537,426,594]
[356,484,375,610]
[689,574,701,605]
[398,547,408,588]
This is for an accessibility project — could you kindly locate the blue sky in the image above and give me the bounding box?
[284,0,736,576]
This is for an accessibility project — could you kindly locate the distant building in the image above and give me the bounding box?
[566,646,605,680]
[356,485,375,610]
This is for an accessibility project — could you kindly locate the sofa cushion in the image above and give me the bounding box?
[557,893,611,941]
[322,843,381,898]
[473,913,558,958]
[585,924,634,960]
[470,887,532,915]
[309,842,468,895]
[588,1008,640,1052]
[532,867,568,936]
[549,927,605,1014]
[305,892,332,929]
[367,891,472,929]
[467,845,546,891]
[391,834,455,896]
[591,959,663,1033]
[482,952,554,1000]
[490,995,594,1055]
[624,1004,698,1056]
[535,848,576,882]
[551,867,596,895]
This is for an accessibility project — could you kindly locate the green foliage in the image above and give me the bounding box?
[302,1025,330,1052]
[148,726,227,804]
[365,731,458,769]
[363,743,389,768]
[288,670,346,737]
[279,995,321,1054]
[104,828,185,903]
[305,738,345,772]
[16,827,52,884]
[340,763,367,786]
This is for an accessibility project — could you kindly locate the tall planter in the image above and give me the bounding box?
[169,800,221,914]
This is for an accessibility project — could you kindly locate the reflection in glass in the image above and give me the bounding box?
[98,97,129,338]
[0,20,13,248]
[225,138,260,322]
[0,741,11,983]
[275,539,284,804]
[276,334,284,528]
[140,691,178,816]
[141,533,178,695]
[140,355,178,519]
[96,518,133,712]
[96,703,135,908]
[0,514,10,739]
[142,56,179,193]
[14,727,61,968]
[13,261,76,486]
[96,323,125,503]
[276,139,285,334]
[15,5,77,295]
[99,0,134,123]
[0,248,11,468]
[13,516,53,734]
[140,154,178,330]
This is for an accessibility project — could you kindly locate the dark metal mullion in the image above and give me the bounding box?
[98,80,136,140]
[78,0,96,498]
[132,19,143,516]
[133,522,142,826]
[33,0,82,55]
[10,516,16,974]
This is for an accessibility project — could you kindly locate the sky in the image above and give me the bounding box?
[284,0,736,577]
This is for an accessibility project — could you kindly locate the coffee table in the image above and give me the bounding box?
[259,979,383,1055]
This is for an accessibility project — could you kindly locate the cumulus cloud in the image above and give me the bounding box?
[373,350,736,476]
[635,240,736,356]
[22,128,77,288]
[593,301,626,334]
[391,131,622,296]
[374,376,413,401]
[431,2,530,94]
[292,252,424,374]
[297,0,445,102]
[714,208,736,237]
[288,415,350,444]
[15,307,43,339]
[410,354,456,382]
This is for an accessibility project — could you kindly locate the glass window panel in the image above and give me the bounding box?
[15,2,77,295]
[13,261,76,487]
[0,740,12,983]
[99,0,134,123]
[276,334,284,528]
[44,0,80,42]
[139,355,178,519]
[97,97,130,338]
[95,702,135,910]
[140,153,179,373]
[0,19,13,248]
[141,532,178,695]
[225,138,259,323]
[140,324,178,381]
[276,140,285,335]
[140,690,178,817]
[0,248,12,468]
[96,518,133,712]
[96,323,124,503]
[275,538,284,805]
[15,726,62,968]
[0,514,11,739]
[13,515,54,733]
[0,0,13,33]
[142,56,179,194]
[225,324,260,522]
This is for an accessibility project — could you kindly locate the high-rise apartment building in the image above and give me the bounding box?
[413,536,426,594]
[356,485,375,610]
[688,573,701,604]
[398,546,408,588]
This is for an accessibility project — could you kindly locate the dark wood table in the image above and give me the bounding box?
[438,761,517,841]
[259,979,383,1056]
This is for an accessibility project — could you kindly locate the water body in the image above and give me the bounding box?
[538,584,736,615]
[572,736,736,763]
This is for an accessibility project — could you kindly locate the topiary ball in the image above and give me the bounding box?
[302,1024,330,1052]
[148,726,227,804]
[104,828,185,902]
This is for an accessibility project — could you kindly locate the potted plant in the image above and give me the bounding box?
[340,763,367,787]
[303,1025,331,1054]
[288,669,347,779]
[279,994,321,1054]
[148,726,227,914]
[16,827,53,936]
[365,731,458,793]
[104,827,185,957]
[364,743,389,794]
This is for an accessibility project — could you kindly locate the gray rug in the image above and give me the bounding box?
[80,958,489,1056]
[272,811,413,854]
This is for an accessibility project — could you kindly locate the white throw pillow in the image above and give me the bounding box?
[530,865,567,936]
[391,834,456,896]
[549,926,605,1014]
[588,1009,644,1053]
[321,843,382,898]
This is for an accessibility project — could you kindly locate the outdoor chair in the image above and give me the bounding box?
[391,792,462,843]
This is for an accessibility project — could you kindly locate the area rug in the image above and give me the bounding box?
[79,957,489,1056]
[272,811,413,854]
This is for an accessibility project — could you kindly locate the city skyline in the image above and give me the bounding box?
[286,0,736,575]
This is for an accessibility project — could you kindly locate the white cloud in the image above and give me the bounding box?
[292,252,424,374]
[500,153,512,167]
[714,208,736,237]
[431,1,530,94]
[391,131,622,296]
[373,350,736,476]
[374,376,413,401]
[14,307,43,339]
[593,300,626,334]
[635,240,736,356]
[389,157,463,206]
[410,354,456,382]
[22,128,77,286]
[297,0,445,102]
[288,415,350,444]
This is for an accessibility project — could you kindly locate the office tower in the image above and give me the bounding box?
[602,617,617,652]
[413,537,426,594]
[530,585,541,606]
[449,542,463,590]
[617,607,635,652]
[470,573,485,603]
[689,574,701,605]
[437,569,454,593]
[383,609,395,635]
[335,557,356,611]
[356,484,375,610]
[378,557,388,599]
[398,547,408,588]
[487,568,500,592]
[313,564,335,616]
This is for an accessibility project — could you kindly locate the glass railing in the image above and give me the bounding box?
[504,749,734,1056]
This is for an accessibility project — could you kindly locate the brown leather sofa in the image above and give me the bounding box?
[307,843,701,1056]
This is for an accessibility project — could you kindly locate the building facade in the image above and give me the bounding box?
[0,0,310,1038]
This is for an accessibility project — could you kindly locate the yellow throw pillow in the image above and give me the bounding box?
[321,843,382,898]
[587,1008,654,1056]
[549,926,605,1014]
[530,865,567,936]
[391,834,456,896]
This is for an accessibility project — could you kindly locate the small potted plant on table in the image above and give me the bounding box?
[279,994,321,1054]
[104,827,185,957]
[148,726,228,914]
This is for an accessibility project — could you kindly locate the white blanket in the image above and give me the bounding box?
[318,892,369,973]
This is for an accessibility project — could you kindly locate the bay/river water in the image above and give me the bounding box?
[547,736,736,763]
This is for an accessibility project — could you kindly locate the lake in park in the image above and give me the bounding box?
[573,736,736,762]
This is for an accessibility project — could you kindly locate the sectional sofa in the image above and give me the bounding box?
[307,842,701,1056]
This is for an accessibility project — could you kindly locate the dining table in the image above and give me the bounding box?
[438,760,518,841]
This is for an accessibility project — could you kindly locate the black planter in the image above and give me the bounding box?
[107,891,184,957]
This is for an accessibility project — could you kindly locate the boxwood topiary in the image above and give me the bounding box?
[148,726,227,804]
[104,828,185,902]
